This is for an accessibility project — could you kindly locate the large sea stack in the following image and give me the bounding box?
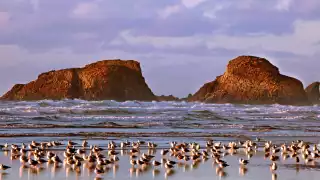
[189,55,310,105]
[305,82,320,104]
[1,60,156,101]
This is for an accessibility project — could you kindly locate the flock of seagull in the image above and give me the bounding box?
[0,138,319,178]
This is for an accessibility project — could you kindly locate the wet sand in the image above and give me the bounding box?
[0,138,320,180]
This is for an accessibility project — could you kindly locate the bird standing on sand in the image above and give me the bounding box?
[20,155,28,163]
[239,158,249,166]
[52,155,62,164]
[219,162,229,168]
[152,160,161,167]
[28,159,39,166]
[270,162,277,171]
[165,163,174,169]
[0,164,11,170]
[82,140,88,147]
[130,159,137,166]
[68,140,77,147]
[95,167,105,174]
[270,155,279,161]
[161,149,169,156]
[74,160,81,167]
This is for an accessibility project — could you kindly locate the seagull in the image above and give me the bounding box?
[20,155,28,163]
[166,160,176,165]
[28,159,39,166]
[52,155,62,164]
[66,158,75,165]
[74,160,81,167]
[138,140,145,145]
[31,141,40,147]
[108,150,119,156]
[0,164,11,170]
[67,140,77,147]
[37,158,48,164]
[270,155,279,161]
[165,163,174,169]
[76,148,86,155]
[219,162,229,168]
[270,162,277,171]
[137,160,145,166]
[161,149,169,156]
[130,159,137,166]
[152,160,161,166]
[94,167,105,174]
[184,155,190,161]
[239,158,249,165]
[82,140,88,147]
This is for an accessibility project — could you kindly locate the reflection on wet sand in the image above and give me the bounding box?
[1,138,320,180]
[152,169,160,177]
[239,166,248,176]
[272,173,278,180]
[0,172,9,179]
[216,167,228,178]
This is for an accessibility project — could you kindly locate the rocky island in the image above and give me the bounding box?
[1,56,317,105]
[305,82,320,104]
[156,95,180,101]
[188,55,311,105]
[1,60,156,101]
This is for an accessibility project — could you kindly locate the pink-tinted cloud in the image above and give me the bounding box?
[0,0,319,96]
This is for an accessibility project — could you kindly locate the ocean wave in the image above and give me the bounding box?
[0,100,318,138]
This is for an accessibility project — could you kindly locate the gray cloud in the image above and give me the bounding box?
[0,0,319,97]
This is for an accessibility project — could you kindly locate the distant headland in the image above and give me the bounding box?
[1,56,319,105]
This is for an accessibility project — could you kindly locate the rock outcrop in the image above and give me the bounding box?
[189,55,310,105]
[1,60,156,101]
[305,82,319,104]
[180,93,193,101]
[157,95,180,101]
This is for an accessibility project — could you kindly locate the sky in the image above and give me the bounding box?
[0,0,319,97]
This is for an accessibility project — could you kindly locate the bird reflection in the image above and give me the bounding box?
[28,167,40,175]
[216,167,228,178]
[295,164,300,174]
[3,151,9,157]
[148,149,157,155]
[239,166,248,176]
[247,153,253,159]
[182,164,190,172]
[113,164,119,172]
[51,164,63,178]
[135,168,142,177]
[129,167,136,177]
[152,169,160,177]
[120,150,125,156]
[272,173,277,180]
[0,172,9,180]
[66,166,75,177]
[177,162,185,168]
[94,177,103,180]
[191,161,200,170]
[164,169,175,179]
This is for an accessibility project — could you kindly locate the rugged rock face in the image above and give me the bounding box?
[189,55,310,105]
[157,95,180,101]
[305,82,320,104]
[1,60,156,101]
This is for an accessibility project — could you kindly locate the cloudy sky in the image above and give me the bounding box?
[0,0,319,97]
